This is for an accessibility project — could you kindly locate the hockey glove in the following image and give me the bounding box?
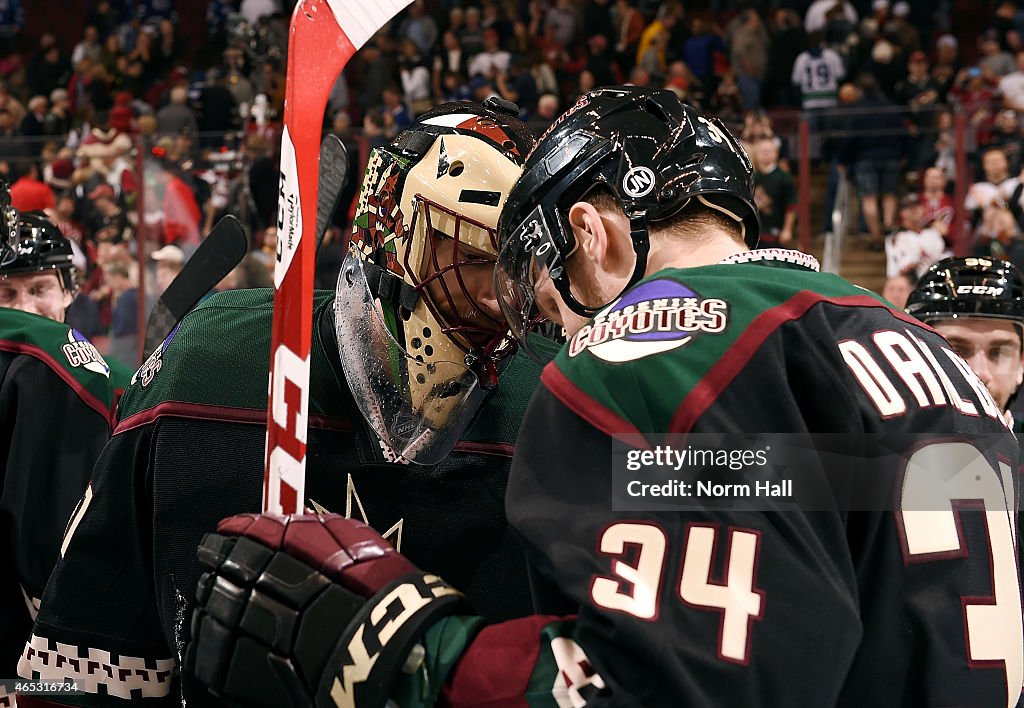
[183,513,465,708]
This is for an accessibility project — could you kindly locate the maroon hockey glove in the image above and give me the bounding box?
[183,513,464,707]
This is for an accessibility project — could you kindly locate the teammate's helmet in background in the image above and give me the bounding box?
[495,86,759,353]
[0,209,77,293]
[906,256,1024,324]
[335,98,534,464]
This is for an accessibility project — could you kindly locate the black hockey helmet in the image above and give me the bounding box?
[495,86,758,354]
[906,256,1024,324]
[0,209,77,292]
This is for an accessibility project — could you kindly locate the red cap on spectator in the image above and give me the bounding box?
[51,159,74,180]
[88,184,116,201]
[909,50,928,63]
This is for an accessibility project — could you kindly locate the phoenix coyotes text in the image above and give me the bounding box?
[625,444,769,471]
[569,296,728,357]
[627,479,793,497]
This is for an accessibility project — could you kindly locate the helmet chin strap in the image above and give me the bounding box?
[556,210,651,318]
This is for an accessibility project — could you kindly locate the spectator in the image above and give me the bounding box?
[44,156,74,193]
[401,0,439,56]
[920,166,955,234]
[99,34,122,76]
[999,50,1024,111]
[72,25,103,68]
[535,92,560,125]
[792,31,845,112]
[467,29,511,81]
[154,18,182,75]
[27,35,67,100]
[980,30,1016,77]
[544,0,578,49]
[950,66,998,145]
[886,193,951,279]
[45,89,71,137]
[381,85,412,134]
[0,81,26,126]
[880,272,915,309]
[84,183,129,243]
[10,163,56,212]
[894,50,942,174]
[638,29,669,81]
[356,40,392,112]
[932,34,961,99]
[19,95,48,140]
[103,260,139,367]
[883,1,920,52]
[983,109,1024,173]
[635,2,681,71]
[399,39,432,116]
[432,31,466,100]
[362,109,389,150]
[497,57,539,118]
[244,225,275,289]
[196,68,239,147]
[727,8,770,110]
[583,0,615,51]
[805,0,858,33]
[764,9,805,107]
[612,0,645,73]
[840,74,905,250]
[150,243,184,295]
[459,6,485,57]
[156,84,198,137]
[86,63,114,113]
[966,147,1020,238]
[752,137,796,248]
[682,17,727,90]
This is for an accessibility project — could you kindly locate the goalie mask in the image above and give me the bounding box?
[336,98,534,464]
[495,86,758,361]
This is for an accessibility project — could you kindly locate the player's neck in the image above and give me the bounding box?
[644,233,746,274]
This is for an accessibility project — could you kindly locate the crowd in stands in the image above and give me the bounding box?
[0,0,1018,363]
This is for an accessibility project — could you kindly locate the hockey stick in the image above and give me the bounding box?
[316,134,348,251]
[142,215,248,360]
[141,141,351,361]
[264,0,412,515]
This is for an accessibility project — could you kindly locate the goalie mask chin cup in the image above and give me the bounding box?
[0,209,78,293]
[337,100,534,463]
[496,86,759,359]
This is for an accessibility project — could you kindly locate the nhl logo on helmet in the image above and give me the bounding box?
[568,279,728,362]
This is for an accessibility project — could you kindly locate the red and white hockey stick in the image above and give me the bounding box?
[265,0,412,514]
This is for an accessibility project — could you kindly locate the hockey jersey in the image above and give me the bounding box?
[430,250,1023,707]
[0,308,124,707]
[17,288,555,706]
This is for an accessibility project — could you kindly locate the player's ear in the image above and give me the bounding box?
[568,201,612,269]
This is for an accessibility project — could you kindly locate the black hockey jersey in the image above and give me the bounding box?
[18,289,554,705]
[0,308,124,706]
[503,251,1023,707]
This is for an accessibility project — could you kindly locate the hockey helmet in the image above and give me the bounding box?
[906,256,1024,325]
[335,98,534,464]
[495,86,758,359]
[0,203,77,293]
